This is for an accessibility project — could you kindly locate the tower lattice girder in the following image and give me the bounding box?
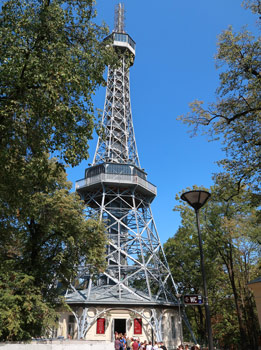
[93,55,139,167]
[65,3,196,345]
[76,180,175,304]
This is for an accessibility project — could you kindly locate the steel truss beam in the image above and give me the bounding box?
[70,185,178,304]
[93,55,140,167]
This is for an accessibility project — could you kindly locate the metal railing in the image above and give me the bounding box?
[76,173,157,195]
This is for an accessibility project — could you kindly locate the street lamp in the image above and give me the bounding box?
[181,190,214,350]
[176,293,183,345]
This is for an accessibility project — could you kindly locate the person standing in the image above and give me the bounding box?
[160,342,167,350]
[120,336,126,349]
[141,340,147,349]
[153,341,159,350]
[126,337,132,350]
[115,337,121,350]
[132,339,139,350]
[146,341,153,350]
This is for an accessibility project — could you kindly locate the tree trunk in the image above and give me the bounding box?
[222,243,248,350]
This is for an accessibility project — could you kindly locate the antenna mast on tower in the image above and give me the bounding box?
[114,3,125,32]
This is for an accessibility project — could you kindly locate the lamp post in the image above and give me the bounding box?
[181,190,214,350]
[176,293,183,345]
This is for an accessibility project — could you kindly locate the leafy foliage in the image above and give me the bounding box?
[178,2,261,190]
[242,0,261,18]
[0,0,115,167]
[165,183,260,349]
[0,0,113,340]
[0,272,57,341]
[0,156,107,340]
[170,2,260,348]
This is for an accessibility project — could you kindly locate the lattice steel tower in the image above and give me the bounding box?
[65,4,193,344]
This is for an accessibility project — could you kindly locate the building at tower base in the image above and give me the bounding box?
[58,306,181,349]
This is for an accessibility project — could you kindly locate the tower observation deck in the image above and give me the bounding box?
[64,4,193,345]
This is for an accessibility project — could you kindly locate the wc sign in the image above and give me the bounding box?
[183,295,204,305]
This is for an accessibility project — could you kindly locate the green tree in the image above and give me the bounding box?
[164,186,225,345]
[0,156,107,341]
[165,183,260,349]
[0,0,114,340]
[0,0,115,167]
[173,2,260,347]
[0,272,57,341]
[178,1,261,190]
[206,178,260,349]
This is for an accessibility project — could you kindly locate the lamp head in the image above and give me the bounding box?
[181,190,211,211]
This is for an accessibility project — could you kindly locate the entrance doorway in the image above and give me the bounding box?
[114,319,126,335]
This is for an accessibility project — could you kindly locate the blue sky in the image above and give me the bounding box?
[67,0,257,244]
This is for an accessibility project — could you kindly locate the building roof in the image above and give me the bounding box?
[248,276,261,285]
[65,285,177,306]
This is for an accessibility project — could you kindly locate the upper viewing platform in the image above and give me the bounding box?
[76,163,157,201]
[105,32,136,56]
[112,32,136,55]
[105,3,136,56]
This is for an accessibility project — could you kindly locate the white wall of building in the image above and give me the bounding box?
[57,307,181,349]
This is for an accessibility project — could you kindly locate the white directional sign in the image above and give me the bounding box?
[183,295,204,305]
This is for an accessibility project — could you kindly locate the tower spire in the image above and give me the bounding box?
[93,3,139,166]
[114,3,125,33]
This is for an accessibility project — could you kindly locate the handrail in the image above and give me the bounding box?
[75,173,157,195]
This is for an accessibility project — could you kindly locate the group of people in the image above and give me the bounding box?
[114,333,202,350]
[177,345,201,350]
[114,333,167,350]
